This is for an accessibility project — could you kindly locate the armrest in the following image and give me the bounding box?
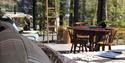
[22,34,39,41]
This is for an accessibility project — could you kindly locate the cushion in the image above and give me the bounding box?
[20,36,52,63]
[0,23,52,63]
[0,39,28,63]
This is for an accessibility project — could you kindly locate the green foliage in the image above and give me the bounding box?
[38,0,125,27]
[60,0,69,18]
[37,0,46,17]
[107,0,125,27]
[84,0,97,21]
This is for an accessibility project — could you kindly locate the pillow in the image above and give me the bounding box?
[20,36,52,63]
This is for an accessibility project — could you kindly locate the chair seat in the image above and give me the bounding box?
[22,33,39,41]
[77,35,89,39]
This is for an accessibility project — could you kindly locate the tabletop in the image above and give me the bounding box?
[73,26,112,32]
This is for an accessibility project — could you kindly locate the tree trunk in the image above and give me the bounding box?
[33,0,37,30]
[79,0,86,21]
[97,0,106,24]
[69,0,74,26]
[74,0,79,22]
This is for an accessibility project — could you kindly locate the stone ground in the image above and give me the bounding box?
[37,43,125,63]
[37,37,125,63]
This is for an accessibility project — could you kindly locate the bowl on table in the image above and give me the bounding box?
[89,25,97,29]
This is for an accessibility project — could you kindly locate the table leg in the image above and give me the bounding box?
[89,35,101,51]
[89,35,95,51]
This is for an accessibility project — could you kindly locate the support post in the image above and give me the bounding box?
[33,0,37,30]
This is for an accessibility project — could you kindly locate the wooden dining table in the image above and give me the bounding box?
[72,25,113,51]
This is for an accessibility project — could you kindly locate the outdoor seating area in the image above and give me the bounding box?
[1,0,125,63]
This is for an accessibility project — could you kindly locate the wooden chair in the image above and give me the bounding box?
[57,26,71,44]
[68,28,89,53]
[57,26,66,43]
[97,29,117,51]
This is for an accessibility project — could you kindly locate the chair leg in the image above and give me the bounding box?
[108,45,111,50]
[85,45,88,52]
[94,44,100,51]
[73,44,77,53]
[82,44,84,52]
[102,44,105,51]
[71,43,89,53]
[70,44,73,53]
[79,44,84,52]
[78,44,81,52]
[89,43,93,51]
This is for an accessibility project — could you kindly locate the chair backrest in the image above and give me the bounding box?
[57,26,67,41]
[0,21,19,33]
[67,27,74,43]
[109,29,117,43]
[68,28,90,44]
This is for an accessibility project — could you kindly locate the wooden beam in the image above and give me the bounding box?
[74,0,79,22]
